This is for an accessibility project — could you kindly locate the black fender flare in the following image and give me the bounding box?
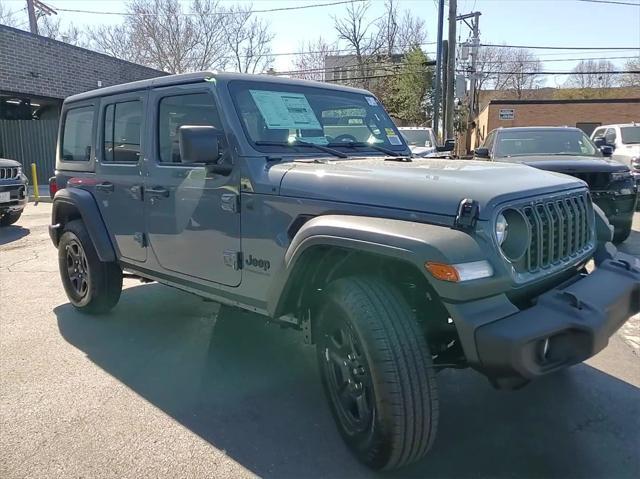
[50,188,116,263]
[268,215,502,316]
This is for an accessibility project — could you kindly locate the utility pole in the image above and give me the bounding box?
[444,0,456,140]
[26,0,38,35]
[432,0,445,140]
[441,39,448,133]
[457,11,481,152]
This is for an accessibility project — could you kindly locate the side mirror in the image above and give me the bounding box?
[600,145,613,157]
[474,147,490,159]
[442,139,455,152]
[179,125,225,163]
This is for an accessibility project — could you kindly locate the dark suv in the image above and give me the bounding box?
[49,73,639,470]
[475,126,637,243]
[0,158,28,226]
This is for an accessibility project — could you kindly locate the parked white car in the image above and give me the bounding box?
[591,123,640,175]
[398,127,437,157]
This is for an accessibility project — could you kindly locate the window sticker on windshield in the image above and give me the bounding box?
[249,90,321,130]
[385,127,402,145]
[365,96,378,106]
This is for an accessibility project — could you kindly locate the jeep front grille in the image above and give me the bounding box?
[520,192,592,272]
[0,167,20,180]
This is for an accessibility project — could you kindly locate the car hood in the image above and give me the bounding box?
[500,155,628,173]
[0,158,21,168]
[278,157,586,220]
[409,146,436,157]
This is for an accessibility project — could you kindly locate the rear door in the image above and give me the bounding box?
[144,85,241,287]
[94,92,147,263]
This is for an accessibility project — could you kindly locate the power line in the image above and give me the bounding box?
[575,0,640,6]
[53,0,366,16]
[481,43,640,51]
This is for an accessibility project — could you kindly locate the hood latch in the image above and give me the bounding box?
[454,198,479,231]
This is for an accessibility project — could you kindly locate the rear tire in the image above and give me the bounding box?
[316,276,439,470]
[0,210,22,226]
[58,219,122,314]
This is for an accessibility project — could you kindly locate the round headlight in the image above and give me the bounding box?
[495,213,508,245]
[498,209,530,262]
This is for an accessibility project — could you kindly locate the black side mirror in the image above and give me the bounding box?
[179,125,231,174]
[474,147,490,159]
[437,139,455,152]
[593,136,606,148]
[600,145,613,157]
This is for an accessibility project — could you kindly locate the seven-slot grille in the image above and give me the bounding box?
[0,167,20,180]
[520,191,592,272]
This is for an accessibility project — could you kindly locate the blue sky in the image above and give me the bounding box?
[3,0,639,86]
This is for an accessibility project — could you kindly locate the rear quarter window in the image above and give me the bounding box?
[61,106,95,162]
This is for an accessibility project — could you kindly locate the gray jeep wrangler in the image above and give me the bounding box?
[49,72,640,470]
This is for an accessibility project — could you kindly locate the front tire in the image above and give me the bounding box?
[58,220,122,314]
[0,210,22,226]
[316,276,439,470]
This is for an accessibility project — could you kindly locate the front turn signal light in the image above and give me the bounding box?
[425,260,493,282]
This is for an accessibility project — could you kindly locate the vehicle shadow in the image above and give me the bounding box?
[618,227,640,257]
[55,283,640,479]
[0,225,29,246]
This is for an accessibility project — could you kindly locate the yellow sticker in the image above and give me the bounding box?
[385,128,396,136]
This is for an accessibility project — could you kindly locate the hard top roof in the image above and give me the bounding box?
[64,71,373,103]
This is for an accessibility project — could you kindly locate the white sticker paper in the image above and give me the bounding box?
[365,96,378,106]
[250,90,321,130]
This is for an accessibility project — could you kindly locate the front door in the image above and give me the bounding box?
[144,86,241,287]
[94,92,147,263]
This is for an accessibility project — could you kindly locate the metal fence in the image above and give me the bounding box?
[0,120,58,183]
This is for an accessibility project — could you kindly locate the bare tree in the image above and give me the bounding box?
[333,0,382,87]
[503,49,543,98]
[87,0,273,74]
[88,24,143,64]
[291,37,334,81]
[475,46,543,98]
[377,1,426,55]
[38,16,85,46]
[620,57,640,87]
[0,1,22,27]
[222,4,274,74]
[567,59,619,89]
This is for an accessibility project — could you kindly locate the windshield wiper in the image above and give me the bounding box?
[255,140,348,158]
[326,141,403,157]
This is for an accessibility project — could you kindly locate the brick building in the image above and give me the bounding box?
[0,24,165,179]
[470,98,640,152]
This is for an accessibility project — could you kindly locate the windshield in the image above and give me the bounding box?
[620,126,640,144]
[229,80,407,154]
[401,130,431,147]
[494,129,599,157]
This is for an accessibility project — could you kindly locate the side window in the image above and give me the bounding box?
[605,128,617,144]
[61,106,94,162]
[103,101,142,163]
[484,131,495,150]
[158,93,223,163]
[592,127,605,139]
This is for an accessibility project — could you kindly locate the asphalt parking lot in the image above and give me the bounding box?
[1,203,639,479]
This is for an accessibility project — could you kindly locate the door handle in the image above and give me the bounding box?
[96,182,114,193]
[146,186,170,198]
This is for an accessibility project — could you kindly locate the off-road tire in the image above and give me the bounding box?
[58,219,122,314]
[316,276,439,470]
[613,222,632,244]
[0,210,22,226]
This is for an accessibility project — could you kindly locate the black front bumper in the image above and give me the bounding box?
[0,182,28,213]
[463,253,639,381]
[592,190,636,230]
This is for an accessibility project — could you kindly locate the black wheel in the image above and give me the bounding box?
[58,220,122,314]
[0,210,22,226]
[613,222,632,244]
[316,276,439,470]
